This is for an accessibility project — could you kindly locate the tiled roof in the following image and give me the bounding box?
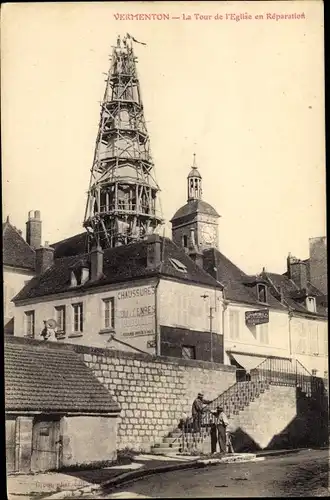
[203,248,286,310]
[4,335,120,413]
[3,221,35,270]
[263,272,327,317]
[171,199,220,221]
[13,237,221,302]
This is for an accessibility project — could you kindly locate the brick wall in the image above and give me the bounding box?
[73,345,236,451]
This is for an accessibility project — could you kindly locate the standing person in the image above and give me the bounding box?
[191,393,211,433]
[210,405,229,454]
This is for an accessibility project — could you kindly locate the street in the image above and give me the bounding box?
[92,449,329,498]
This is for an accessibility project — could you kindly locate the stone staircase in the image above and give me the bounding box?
[151,380,270,455]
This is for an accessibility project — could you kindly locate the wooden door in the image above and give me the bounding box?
[6,418,16,473]
[31,417,61,472]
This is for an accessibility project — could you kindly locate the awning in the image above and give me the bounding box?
[230,353,267,373]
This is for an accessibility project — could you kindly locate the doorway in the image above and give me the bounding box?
[31,416,61,472]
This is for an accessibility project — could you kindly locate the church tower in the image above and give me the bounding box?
[170,154,220,252]
[84,35,163,250]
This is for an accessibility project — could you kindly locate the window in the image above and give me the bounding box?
[257,284,267,303]
[72,303,83,333]
[182,235,188,248]
[309,322,319,355]
[169,258,187,273]
[103,298,115,330]
[24,310,35,338]
[229,309,239,340]
[259,323,269,344]
[296,323,307,354]
[55,306,66,334]
[182,345,196,360]
[306,296,317,313]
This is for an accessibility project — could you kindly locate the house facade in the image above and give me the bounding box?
[13,235,225,363]
[170,159,328,378]
[3,211,42,334]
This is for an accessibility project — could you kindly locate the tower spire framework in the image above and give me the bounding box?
[84,34,163,250]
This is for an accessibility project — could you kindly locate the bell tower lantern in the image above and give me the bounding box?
[187,153,202,201]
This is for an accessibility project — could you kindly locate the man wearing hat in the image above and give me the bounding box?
[210,405,229,454]
[191,392,212,433]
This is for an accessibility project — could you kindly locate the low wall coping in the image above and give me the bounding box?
[73,344,236,372]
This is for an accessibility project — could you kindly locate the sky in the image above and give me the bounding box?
[1,1,326,274]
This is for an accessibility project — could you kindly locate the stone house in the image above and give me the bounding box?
[5,335,120,473]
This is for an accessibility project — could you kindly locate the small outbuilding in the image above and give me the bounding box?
[5,335,121,473]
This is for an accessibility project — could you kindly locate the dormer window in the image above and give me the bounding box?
[169,258,187,273]
[257,284,267,303]
[70,270,79,287]
[306,296,316,313]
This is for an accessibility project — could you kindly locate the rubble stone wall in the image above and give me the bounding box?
[74,345,236,451]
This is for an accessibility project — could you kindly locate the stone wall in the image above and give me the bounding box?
[73,345,236,451]
[229,386,297,450]
[61,415,117,467]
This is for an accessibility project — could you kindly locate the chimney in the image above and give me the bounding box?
[35,241,54,275]
[287,254,308,290]
[146,234,161,269]
[81,262,90,284]
[26,210,42,249]
[188,228,203,268]
[90,246,104,280]
[309,237,327,295]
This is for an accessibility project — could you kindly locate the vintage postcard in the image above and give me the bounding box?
[2,1,328,498]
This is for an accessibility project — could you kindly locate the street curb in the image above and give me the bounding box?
[43,460,199,499]
[41,448,315,499]
[255,448,308,458]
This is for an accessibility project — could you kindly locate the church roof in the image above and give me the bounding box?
[5,335,120,414]
[13,236,222,302]
[188,167,202,179]
[171,199,220,222]
[3,220,35,271]
[51,231,88,258]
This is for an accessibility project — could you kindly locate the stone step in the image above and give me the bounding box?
[156,441,181,449]
[168,431,182,438]
[163,436,182,444]
[151,446,181,455]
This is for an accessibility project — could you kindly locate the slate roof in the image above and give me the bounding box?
[51,232,88,258]
[3,221,35,271]
[171,199,220,221]
[202,248,286,310]
[4,335,120,414]
[262,272,327,317]
[13,237,222,302]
